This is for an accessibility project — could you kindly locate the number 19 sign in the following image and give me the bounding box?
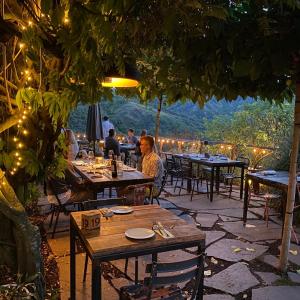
[81,211,101,231]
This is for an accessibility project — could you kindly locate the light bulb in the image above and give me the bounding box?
[18,157,22,161]
[19,42,25,49]
[18,143,23,148]
[22,115,26,120]
[13,168,17,172]
[17,162,21,166]
[13,137,18,142]
[23,129,28,135]
[28,21,33,26]
[15,152,19,157]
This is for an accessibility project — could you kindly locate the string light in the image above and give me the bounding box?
[28,21,33,27]
[19,42,25,49]
[23,129,28,135]
[262,150,266,154]
[13,137,18,142]
[253,148,257,153]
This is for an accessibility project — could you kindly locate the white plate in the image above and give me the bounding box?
[112,206,133,214]
[73,160,85,166]
[125,228,155,240]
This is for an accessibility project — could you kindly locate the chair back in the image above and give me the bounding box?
[179,157,191,177]
[155,170,168,199]
[46,177,69,206]
[237,155,250,168]
[82,197,126,211]
[144,255,204,299]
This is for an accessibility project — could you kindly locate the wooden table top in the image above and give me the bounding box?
[247,171,289,190]
[73,162,153,187]
[71,205,205,259]
[175,154,245,167]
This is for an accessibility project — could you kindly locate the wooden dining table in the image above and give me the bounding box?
[243,171,289,226]
[72,161,154,198]
[70,205,206,300]
[175,154,246,202]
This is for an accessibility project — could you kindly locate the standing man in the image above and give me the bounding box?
[102,116,115,139]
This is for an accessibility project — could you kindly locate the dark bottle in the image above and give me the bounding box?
[111,154,118,178]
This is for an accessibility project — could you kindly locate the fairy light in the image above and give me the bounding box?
[15,152,19,157]
[63,11,70,24]
[162,139,165,143]
[28,21,33,26]
[253,148,257,153]
[13,137,18,142]
[220,145,224,149]
[23,129,28,135]
[16,162,21,166]
[158,139,161,142]
[172,140,175,144]
[262,150,266,154]
[227,146,232,150]
[17,143,23,149]
[19,42,25,49]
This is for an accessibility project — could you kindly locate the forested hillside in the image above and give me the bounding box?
[69,96,253,138]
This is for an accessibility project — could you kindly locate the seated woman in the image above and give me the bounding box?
[64,128,79,160]
[104,129,121,159]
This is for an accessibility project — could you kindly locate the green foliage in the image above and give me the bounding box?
[204,100,294,169]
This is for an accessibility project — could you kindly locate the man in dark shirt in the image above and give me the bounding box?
[104,129,120,158]
[125,128,138,145]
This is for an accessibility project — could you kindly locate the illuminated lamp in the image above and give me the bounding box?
[101,63,140,88]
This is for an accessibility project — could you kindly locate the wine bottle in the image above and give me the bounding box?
[111,154,118,178]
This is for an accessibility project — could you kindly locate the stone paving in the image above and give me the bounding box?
[42,180,300,299]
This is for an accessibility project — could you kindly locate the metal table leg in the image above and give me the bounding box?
[196,244,204,300]
[240,166,245,199]
[92,262,101,300]
[210,167,215,202]
[70,221,76,300]
[215,167,220,193]
[243,176,249,226]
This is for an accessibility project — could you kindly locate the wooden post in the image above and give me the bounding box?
[279,83,300,272]
[154,95,163,144]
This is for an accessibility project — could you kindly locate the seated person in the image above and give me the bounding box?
[104,129,121,158]
[140,135,164,197]
[125,128,138,145]
[64,128,79,161]
[135,129,147,171]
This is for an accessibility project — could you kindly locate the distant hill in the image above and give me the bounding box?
[68,96,253,138]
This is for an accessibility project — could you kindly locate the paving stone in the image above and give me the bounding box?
[168,208,184,216]
[255,272,281,285]
[158,199,177,209]
[204,262,259,295]
[258,255,280,269]
[219,215,240,222]
[168,193,243,211]
[202,208,258,220]
[196,214,219,228]
[252,286,300,300]
[204,295,234,300]
[47,232,70,257]
[206,239,268,262]
[288,272,300,283]
[179,213,195,224]
[221,220,281,242]
[205,231,226,247]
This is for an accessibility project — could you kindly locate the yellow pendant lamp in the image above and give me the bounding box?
[101,63,140,88]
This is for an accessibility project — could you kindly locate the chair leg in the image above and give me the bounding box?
[173,177,179,192]
[51,210,61,239]
[179,178,184,195]
[134,257,139,284]
[49,206,55,228]
[83,253,89,282]
[156,197,160,205]
[124,258,129,274]
[191,179,196,201]
[229,179,233,198]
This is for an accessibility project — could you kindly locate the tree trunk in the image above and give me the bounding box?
[155,95,163,144]
[279,83,300,272]
[0,169,44,298]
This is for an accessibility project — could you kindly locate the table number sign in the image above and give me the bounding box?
[81,211,101,231]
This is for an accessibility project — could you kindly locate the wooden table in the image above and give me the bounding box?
[175,154,246,202]
[73,163,154,198]
[243,171,289,225]
[70,205,205,300]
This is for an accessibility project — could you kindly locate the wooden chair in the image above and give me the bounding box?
[120,254,205,300]
[46,178,81,239]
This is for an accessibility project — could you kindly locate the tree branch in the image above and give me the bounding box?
[0,113,21,134]
[1,44,13,113]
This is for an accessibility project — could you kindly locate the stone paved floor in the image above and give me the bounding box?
[43,180,300,299]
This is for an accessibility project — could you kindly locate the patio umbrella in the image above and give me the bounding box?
[86,103,103,153]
